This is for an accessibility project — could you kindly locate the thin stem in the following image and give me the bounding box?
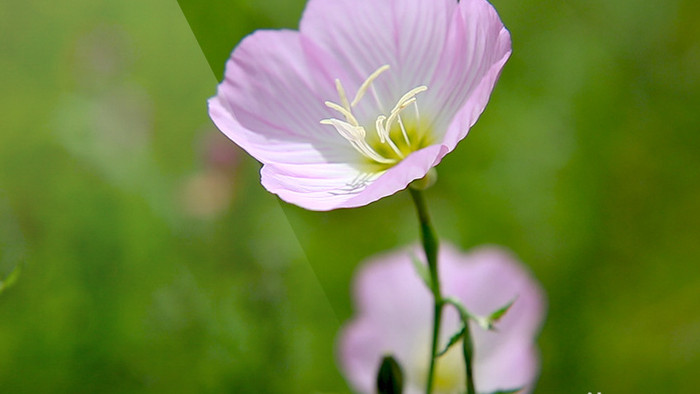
[462,321,476,394]
[442,297,477,394]
[409,188,443,394]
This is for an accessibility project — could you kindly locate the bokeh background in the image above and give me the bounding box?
[1,0,698,392]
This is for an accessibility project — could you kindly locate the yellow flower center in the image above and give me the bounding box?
[412,340,466,393]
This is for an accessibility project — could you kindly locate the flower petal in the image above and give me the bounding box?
[262,144,447,211]
[209,29,358,166]
[475,344,540,394]
[300,0,457,119]
[345,145,448,208]
[429,0,512,150]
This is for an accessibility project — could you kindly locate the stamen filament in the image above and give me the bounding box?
[397,116,411,146]
[375,116,404,158]
[391,86,428,114]
[384,97,414,138]
[413,100,421,123]
[352,65,390,107]
[335,79,351,111]
[375,115,388,143]
[320,118,364,142]
[351,140,395,164]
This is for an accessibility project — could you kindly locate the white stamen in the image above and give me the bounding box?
[320,118,364,141]
[413,100,421,122]
[320,65,428,166]
[384,97,416,141]
[335,79,351,111]
[391,86,428,114]
[375,115,388,143]
[397,116,410,146]
[352,65,390,107]
[325,101,359,126]
[375,115,404,158]
[321,119,394,164]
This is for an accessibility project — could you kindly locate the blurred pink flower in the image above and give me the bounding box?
[339,244,546,394]
[209,0,511,210]
[199,129,242,172]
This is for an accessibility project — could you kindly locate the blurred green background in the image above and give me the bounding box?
[1,0,698,392]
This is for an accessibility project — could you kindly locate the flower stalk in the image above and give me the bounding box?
[442,298,477,394]
[410,186,476,394]
[409,187,443,394]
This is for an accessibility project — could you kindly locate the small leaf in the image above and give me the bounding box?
[436,325,465,357]
[481,388,524,394]
[489,298,517,323]
[409,252,433,294]
[0,264,21,294]
[376,355,403,394]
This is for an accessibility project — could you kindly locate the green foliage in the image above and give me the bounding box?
[0,264,21,294]
[437,325,466,358]
[410,252,434,294]
[488,299,516,325]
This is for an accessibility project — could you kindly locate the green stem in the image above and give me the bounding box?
[409,188,443,394]
[462,320,476,394]
[442,297,477,394]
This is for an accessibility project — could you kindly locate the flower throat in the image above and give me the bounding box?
[320,65,432,169]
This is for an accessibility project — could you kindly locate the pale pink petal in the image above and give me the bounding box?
[300,0,397,97]
[300,0,457,123]
[343,145,448,208]
[435,0,512,150]
[210,29,358,165]
[262,144,447,211]
[475,344,540,394]
[351,248,432,331]
[338,319,386,394]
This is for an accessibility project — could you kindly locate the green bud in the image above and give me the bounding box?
[409,168,437,190]
[377,355,404,394]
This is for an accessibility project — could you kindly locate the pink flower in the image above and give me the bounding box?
[339,244,546,394]
[209,0,511,210]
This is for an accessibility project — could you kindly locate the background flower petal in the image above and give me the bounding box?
[339,243,545,393]
[440,246,546,393]
[339,247,432,394]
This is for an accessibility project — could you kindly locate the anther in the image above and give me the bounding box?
[325,101,359,126]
